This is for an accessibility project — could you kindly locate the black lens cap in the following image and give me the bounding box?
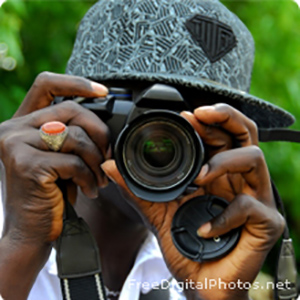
[171,195,240,262]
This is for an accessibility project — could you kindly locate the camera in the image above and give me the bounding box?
[56,83,241,262]
[57,84,204,202]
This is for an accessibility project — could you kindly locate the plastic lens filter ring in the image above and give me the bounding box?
[171,195,241,262]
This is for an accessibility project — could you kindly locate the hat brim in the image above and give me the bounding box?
[88,72,294,129]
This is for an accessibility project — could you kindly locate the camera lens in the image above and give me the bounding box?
[119,113,200,191]
[143,136,175,168]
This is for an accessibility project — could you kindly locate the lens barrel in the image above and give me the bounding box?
[115,110,204,202]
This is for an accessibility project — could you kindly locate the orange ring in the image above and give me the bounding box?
[39,121,69,151]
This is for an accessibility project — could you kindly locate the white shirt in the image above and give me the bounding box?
[0,185,184,300]
[28,233,184,300]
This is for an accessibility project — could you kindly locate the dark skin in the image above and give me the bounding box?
[0,72,285,300]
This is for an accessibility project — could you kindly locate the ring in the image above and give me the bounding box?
[39,121,69,151]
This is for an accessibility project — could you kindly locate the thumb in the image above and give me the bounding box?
[101,159,138,200]
[101,159,124,186]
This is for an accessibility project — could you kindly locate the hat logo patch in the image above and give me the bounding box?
[185,15,237,63]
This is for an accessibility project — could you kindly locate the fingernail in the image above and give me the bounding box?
[91,82,109,95]
[182,110,193,116]
[100,162,107,173]
[100,163,116,183]
[198,164,209,179]
[196,106,216,111]
[197,222,211,237]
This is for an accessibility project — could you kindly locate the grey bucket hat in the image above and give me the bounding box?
[66,0,294,128]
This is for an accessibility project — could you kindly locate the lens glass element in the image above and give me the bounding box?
[143,137,175,168]
[122,116,197,191]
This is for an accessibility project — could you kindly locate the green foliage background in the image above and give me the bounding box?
[0,0,300,274]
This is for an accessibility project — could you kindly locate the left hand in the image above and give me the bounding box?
[101,104,285,300]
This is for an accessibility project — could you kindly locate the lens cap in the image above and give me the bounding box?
[171,195,240,262]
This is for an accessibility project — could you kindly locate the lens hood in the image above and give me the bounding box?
[115,110,204,202]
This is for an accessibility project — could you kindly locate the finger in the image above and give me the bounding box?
[39,151,99,199]
[101,159,136,198]
[26,126,108,187]
[100,159,180,231]
[194,146,273,205]
[181,111,233,151]
[197,194,285,242]
[61,126,108,187]
[100,159,153,207]
[193,104,258,146]
[1,128,99,198]
[65,181,78,205]
[203,173,245,201]
[25,101,111,160]
[14,72,108,117]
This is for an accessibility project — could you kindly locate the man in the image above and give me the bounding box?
[0,0,293,299]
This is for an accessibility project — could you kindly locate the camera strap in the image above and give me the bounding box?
[272,182,298,300]
[55,181,107,300]
[259,128,300,143]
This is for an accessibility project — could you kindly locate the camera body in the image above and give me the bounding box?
[57,84,204,202]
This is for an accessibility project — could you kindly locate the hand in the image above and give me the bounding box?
[13,71,108,117]
[101,104,285,300]
[0,72,109,298]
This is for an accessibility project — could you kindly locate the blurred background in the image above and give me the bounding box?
[0,0,299,284]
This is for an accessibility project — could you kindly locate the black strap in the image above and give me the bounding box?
[55,181,107,300]
[61,274,106,300]
[272,182,290,240]
[259,128,300,143]
[275,239,298,300]
[272,183,298,300]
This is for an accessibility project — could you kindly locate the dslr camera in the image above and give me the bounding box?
[57,83,204,202]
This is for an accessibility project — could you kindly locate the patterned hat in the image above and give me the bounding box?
[66,0,294,128]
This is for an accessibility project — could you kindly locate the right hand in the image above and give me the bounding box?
[102,104,284,300]
[0,72,109,245]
